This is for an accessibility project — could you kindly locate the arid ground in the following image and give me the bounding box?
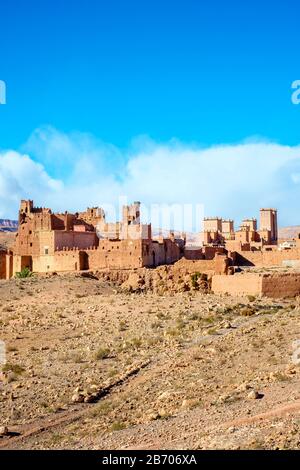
[1,272,300,450]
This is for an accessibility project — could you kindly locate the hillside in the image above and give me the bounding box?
[0,274,300,450]
[278,225,300,239]
[278,226,300,240]
[0,219,18,232]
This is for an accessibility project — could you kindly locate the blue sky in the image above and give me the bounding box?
[0,0,300,226]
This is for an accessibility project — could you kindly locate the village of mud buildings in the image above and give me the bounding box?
[1,199,300,450]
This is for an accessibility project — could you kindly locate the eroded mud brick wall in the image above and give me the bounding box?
[87,240,144,269]
[235,248,300,267]
[261,273,300,298]
[0,251,6,279]
[211,274,263,296]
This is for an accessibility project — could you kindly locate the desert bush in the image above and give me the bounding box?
[2,362,25,375]
[15,267,33,279]
[95,347,110,360]
[110,421,126,432]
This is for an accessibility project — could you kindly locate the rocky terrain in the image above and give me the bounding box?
[0,271,300,450]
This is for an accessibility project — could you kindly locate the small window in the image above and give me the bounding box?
[45,248,49,255]
[30,243,32,247]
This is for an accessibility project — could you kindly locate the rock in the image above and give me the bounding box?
[247,390,261,400]
[285,365,297,375]
[120,273,145,292]
[157,391,171,400]
[148,412,160,421]
[181,398,198,410]
[0,426,9,436]
[71,393,84,404]
[238,382,252,392]
[228,426,236,433]
[158,408,167,418]
[84,393,99,403]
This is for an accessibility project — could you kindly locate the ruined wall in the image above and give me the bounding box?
[261,273,300,298]
[53,251,82,272]
[53,231,98,251]
[174,258,216,274]
[184,248,204,260]
[32,251,82,273]
[212,274,263,296]
[30,211,52,231]
[11,237,183,274]
[51,213,75,230]
[212,272,300,298]
[147,239,181,267]
[203,246,226,260]
[235,248,300,267]
[78,207,105,224]
[13,200,186,272]
[87,240,143,270]
[65,238,181,271]
[214,253,232,275]
[14,222,40,256]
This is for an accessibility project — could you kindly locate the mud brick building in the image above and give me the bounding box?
[3,199,300,293]
[6,200,185,276]
[200,208,278,251]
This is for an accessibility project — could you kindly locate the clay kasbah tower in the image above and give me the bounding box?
[1,0,300,461]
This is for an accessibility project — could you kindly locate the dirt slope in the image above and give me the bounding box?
[0,274,300,449]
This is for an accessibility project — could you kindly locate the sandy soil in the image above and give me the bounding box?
[1,273,300,450]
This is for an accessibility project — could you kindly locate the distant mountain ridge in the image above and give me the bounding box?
[0,219,18,232]
[0,219,298,239]
[278,226,300,240]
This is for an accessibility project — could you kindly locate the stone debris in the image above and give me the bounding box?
[0,426,9,437]
[247,390,261,400]
[0,273,299,450]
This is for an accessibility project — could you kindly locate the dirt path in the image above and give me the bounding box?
[0,360,150,450]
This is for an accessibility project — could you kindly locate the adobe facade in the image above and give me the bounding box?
[3,200,186,277]
[3,200,300,295]
[201,208,278,251]
[0,250,13,280]
[212,272,300,299]
[0,250,6,279]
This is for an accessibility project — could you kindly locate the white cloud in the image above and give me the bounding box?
[1,126,300,229]
[0,150,63,219]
